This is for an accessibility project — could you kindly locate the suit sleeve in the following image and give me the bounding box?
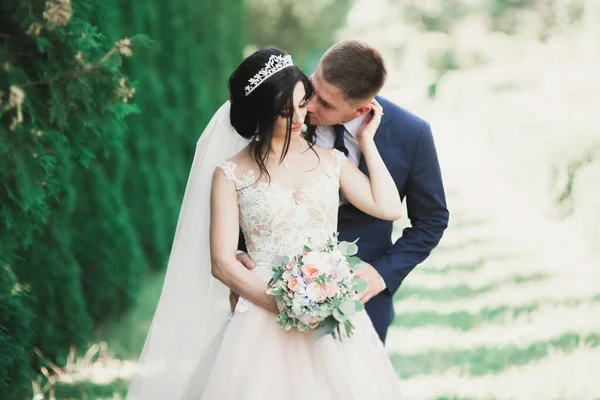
[371,122,449,294]
[237,229,247,253]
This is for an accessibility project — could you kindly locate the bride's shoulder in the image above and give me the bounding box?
[216,147,254,182]
[311,145,346,164]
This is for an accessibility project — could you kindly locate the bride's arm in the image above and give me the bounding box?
[209,169,278,314]
[339,100,402,221]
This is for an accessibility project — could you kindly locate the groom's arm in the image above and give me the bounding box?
[371,122,449,295]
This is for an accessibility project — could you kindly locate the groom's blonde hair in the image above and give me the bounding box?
[319,40,387,105]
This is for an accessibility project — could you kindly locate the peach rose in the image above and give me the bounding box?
[288,277,298,292]
[301,264,320,283]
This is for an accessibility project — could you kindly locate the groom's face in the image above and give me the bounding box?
[306,69,357,126]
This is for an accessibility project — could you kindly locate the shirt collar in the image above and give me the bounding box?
[341,114,367,138]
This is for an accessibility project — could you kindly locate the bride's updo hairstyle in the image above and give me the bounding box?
[228,48,313,182]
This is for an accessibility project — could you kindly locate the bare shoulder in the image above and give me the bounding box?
[215,146,256,179]
[310,144,340,164]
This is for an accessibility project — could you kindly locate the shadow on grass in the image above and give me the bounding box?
[392,295,600,330]
[389,332,600,379]
[419,258,486,274]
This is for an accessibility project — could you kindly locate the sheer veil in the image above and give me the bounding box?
[126,101,249,399]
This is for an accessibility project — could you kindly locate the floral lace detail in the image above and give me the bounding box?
[234,297,254,313]
[217,149,344,313]
[331,148,347,175]
[219,160,238,181]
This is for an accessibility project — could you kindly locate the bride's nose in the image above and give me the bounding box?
[293,107,305,124]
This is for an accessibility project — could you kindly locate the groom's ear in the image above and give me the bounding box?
[352,102,372,119]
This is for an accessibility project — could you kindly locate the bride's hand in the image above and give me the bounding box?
[356,99,383,148]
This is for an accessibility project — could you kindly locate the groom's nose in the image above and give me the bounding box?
[306,95,317,113]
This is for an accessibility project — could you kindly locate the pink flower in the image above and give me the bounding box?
[320,286,328,299]
[288,277,298,292]
[285,262,294,270]
[324,283,340,298]
[301,265,320,283]
[331,267,346,282]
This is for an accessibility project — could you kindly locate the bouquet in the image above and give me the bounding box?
[267,234,367,340]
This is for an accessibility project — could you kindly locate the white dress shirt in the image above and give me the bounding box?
[315,114,388,290]
[314,114,366,169]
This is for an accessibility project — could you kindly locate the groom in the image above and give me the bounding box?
[238,40,449,343]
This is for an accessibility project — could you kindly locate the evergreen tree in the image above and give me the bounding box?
[1,0,146,393]
[0,265,33,399]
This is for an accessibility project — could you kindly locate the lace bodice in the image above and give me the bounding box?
[218,149,346,286]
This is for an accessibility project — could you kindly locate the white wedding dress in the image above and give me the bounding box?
[181,148,403,399]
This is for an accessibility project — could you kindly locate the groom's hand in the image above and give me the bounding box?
[236,252,256,270]
[355,262,384,304]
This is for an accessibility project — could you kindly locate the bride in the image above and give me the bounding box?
[127,48,403,399]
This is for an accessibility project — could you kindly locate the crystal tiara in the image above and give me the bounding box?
[245,54,294,96]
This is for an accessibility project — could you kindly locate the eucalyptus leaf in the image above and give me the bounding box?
[314,324,335,341]
[339,299,356,315]
[347,256,362,266]
[353,277,367,293]
[297,322,309,332]
[284,319,294,331]
[354,300,364,312]
[338,241,350,255]
[333,308,348,322]
[347,242,358,256]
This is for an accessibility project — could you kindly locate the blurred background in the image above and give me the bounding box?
[1,0,598,399]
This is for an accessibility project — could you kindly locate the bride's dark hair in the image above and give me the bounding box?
[229,48,314,182]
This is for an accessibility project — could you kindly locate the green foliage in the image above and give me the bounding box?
[247,0,352,71]
[0,266,33,400]
[103,0,246,270]
[0,0,146,393]
[1,0,245,395]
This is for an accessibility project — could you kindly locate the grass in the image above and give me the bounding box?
[394,273,550,302]
[93,271,164,360]
[51,380,128,399]
[389,333,600,379]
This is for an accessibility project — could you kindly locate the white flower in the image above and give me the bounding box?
[292,297,305,314]
[329,250,345,264]
[295,283,307,296]
[331,266,349,282]
[282,269,293,281]
[306,282,326,302]
[302,251,333,275]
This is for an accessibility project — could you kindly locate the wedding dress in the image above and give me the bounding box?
[181,148,403,399]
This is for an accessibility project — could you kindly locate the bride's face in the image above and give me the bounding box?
[273,81,308,140]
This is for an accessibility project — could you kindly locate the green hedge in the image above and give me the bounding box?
[1,0,244,397]
[0,266,33,398]
[104,0,245,269]
[0,0,143,396]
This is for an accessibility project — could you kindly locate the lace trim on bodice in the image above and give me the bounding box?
[218,149,346,313]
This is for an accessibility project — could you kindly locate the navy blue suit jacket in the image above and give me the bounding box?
[309,96,449,342]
